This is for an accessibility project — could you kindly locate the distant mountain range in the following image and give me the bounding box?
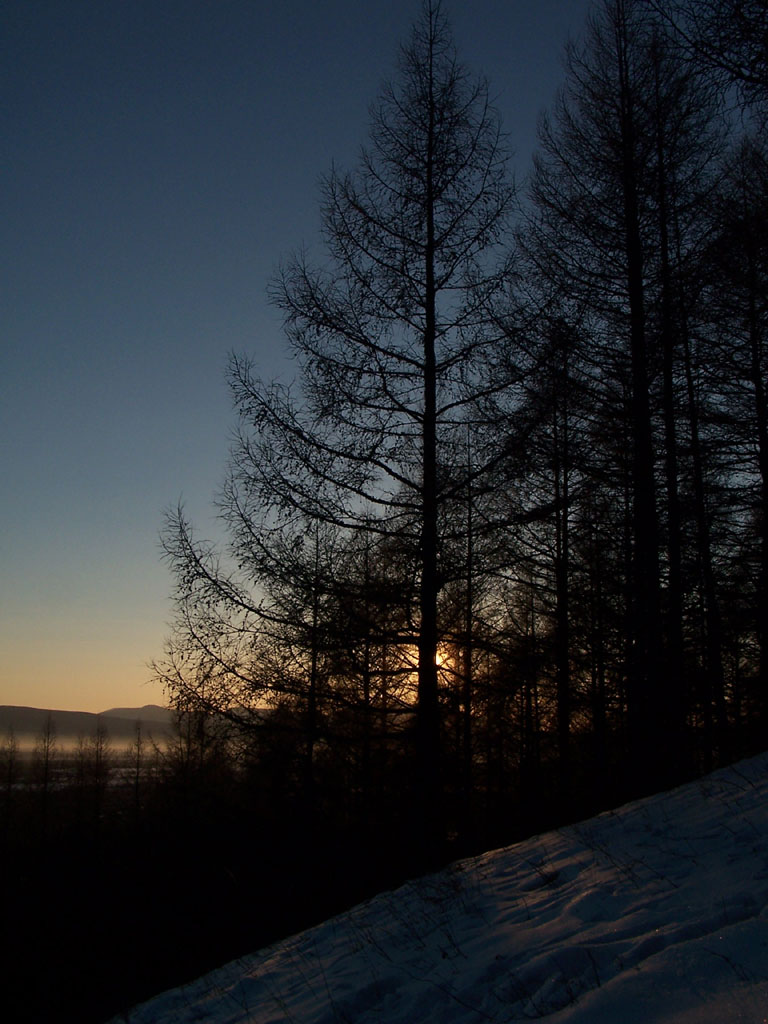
[0,704,174,750]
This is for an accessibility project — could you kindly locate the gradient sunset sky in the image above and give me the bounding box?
[2,0,591,713]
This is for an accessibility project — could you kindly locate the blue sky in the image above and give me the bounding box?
[1,0,591,713]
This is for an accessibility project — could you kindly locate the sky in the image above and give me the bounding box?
[2,0,593,714]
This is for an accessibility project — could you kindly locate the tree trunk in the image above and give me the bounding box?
[617,10,665,788]
[746,239,768,717]
[653,48,686,765]
[417,27,442,858]
[552,347,571,796]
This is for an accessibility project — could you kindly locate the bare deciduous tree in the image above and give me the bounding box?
[158,0,516,851]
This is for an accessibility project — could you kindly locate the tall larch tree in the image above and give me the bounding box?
[158,0,515,853]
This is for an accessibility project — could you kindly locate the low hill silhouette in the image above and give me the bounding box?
[0,704,173,750]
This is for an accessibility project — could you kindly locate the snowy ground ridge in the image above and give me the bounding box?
[112,754,768,1023]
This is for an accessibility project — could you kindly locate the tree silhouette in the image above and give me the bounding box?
[158,0,515,852]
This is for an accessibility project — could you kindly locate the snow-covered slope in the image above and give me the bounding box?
[114,755,768,1023]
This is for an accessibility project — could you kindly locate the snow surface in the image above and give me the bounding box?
[113,755,768,1023]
